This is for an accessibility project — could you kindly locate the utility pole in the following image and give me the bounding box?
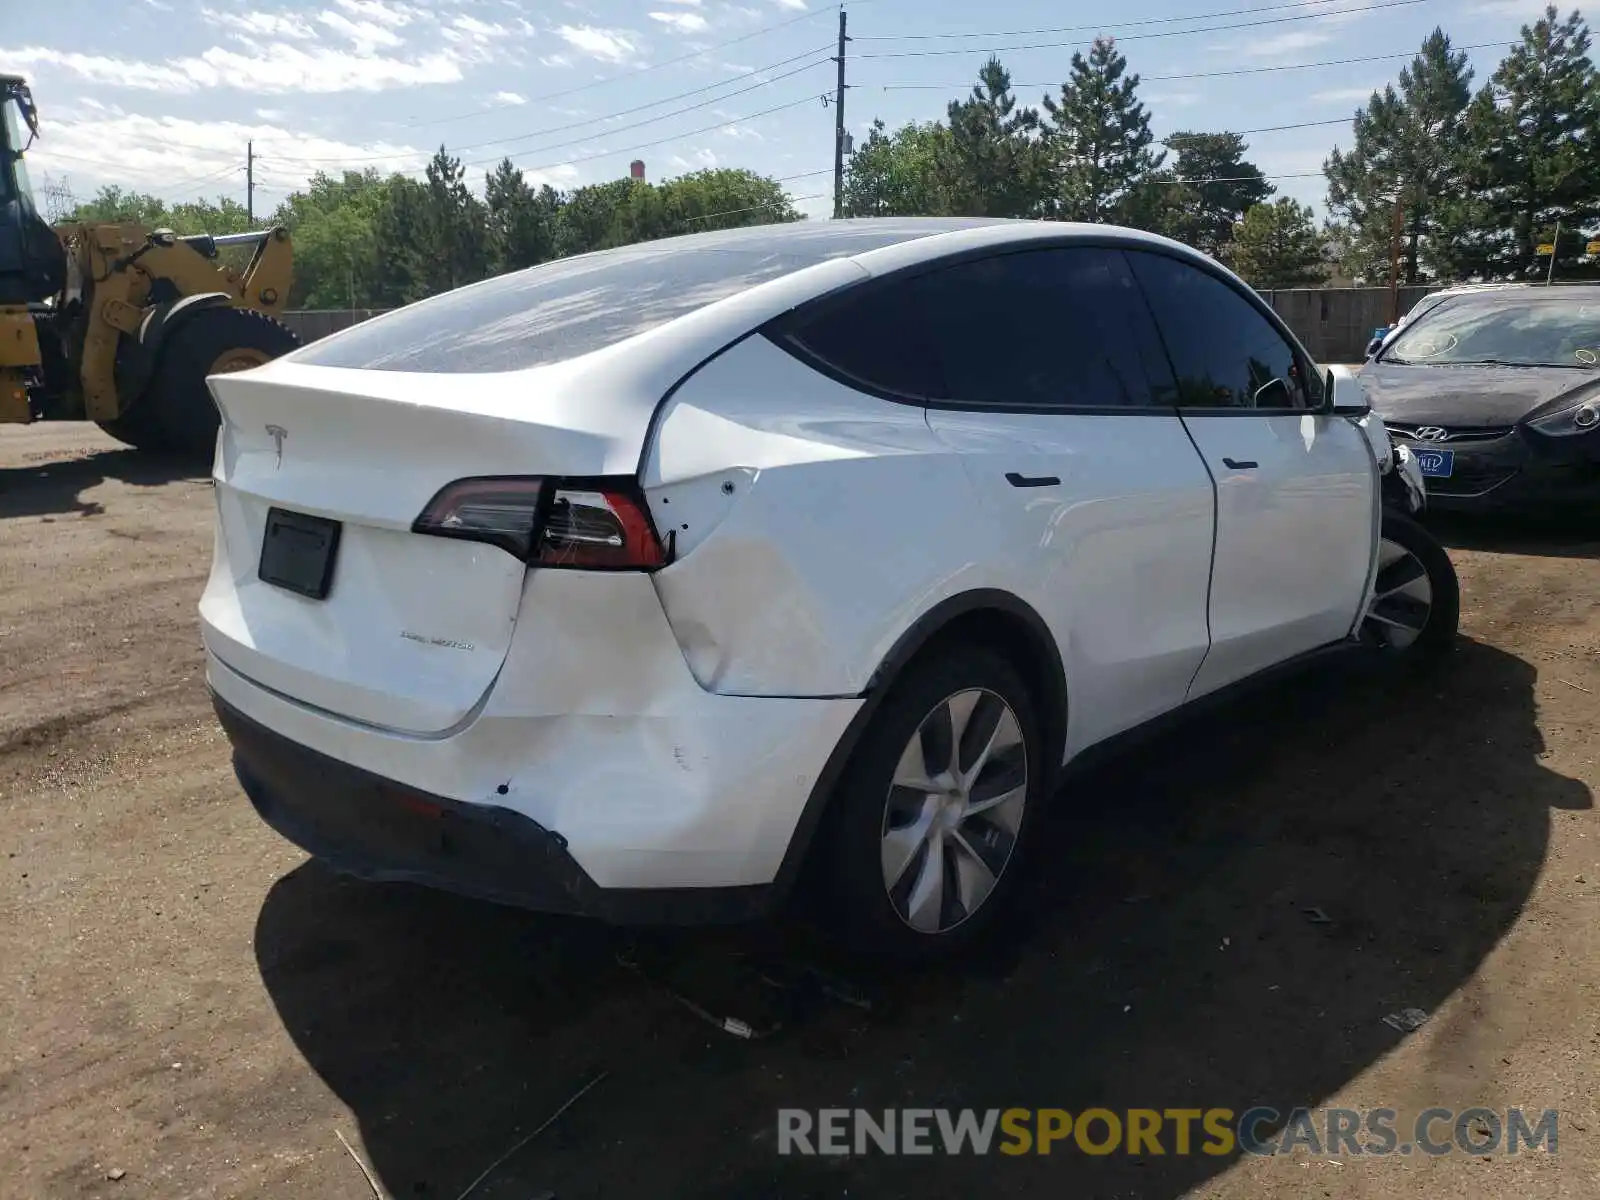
[1387,194,1405,325]
[246,141,255,224]
[832,8,849,220]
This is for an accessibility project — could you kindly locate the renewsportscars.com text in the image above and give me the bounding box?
[776,1106,1559,1157]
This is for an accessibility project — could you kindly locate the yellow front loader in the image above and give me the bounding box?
[0,73,299,456]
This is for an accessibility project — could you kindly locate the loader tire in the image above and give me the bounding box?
[95,407,173,454]
[148,307,300,459]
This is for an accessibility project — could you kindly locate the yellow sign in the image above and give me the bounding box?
[1537,243,1556,255]
[1587,240,1600,255]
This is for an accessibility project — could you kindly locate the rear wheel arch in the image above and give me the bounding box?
[771,588,1068,902]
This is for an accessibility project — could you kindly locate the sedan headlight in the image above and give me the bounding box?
[1526,395,1600,436]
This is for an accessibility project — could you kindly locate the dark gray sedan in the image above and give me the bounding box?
[1362,284,1600,512]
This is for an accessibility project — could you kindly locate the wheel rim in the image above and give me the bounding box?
[880,687,1029,935]
[1362,536,1434,651]
[209,347,270,376]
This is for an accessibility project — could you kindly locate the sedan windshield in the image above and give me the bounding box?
[1385,291,1600,368]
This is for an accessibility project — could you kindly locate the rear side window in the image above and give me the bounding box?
[1125,250,1309,410]
[778,246,1176,409]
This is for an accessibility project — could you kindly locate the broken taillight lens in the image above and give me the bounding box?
[412,476,666,570]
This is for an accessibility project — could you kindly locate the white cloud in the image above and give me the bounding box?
[716,123,763,140]
[1311,85,1381,103]
[319,11,407,53]
[1,43,464,95]
[540,53,574,67]
[1237,29,1335,57]
[661,0,704,5]
[25,109,428,197]
[1146,91,1201,106]
[650,11,710,32]
[256,107,288,121]
[334,0,419,28]
[667,147,719,169]
[493,90,527,105]
[556,25,639,63]
[200,9,317,40]
[772,0,807,9]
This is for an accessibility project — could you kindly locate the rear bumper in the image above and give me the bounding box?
[217,695,770,924]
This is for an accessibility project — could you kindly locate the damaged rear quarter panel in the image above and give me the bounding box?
[642,334,994,698]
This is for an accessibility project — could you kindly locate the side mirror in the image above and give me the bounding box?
[1325,365,1370,417]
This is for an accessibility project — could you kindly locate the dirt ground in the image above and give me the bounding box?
[2,421,1599,1200]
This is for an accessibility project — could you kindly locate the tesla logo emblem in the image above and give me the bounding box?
[265,424,287,468]
[1413,426,1451,442]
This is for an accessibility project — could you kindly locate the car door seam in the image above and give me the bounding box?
[1175,408,1220,700]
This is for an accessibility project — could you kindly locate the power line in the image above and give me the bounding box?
[854,0,1430,59]
[397,5,833,130]
[865,39,1507,89]
[267,53,834,167]
[852,0,1399,41]
[683,190,829,223]
[469,91,829,173]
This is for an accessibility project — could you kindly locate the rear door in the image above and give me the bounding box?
[893,247,1218,753]
[1125,249,1376,700]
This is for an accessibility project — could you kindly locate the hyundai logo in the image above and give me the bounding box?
[1412,426,1452,442]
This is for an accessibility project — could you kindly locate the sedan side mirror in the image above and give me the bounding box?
[1325,365,1370,417]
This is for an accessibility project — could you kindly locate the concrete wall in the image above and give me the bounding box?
[281,285,1445,366]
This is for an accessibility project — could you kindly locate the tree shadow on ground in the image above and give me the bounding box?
[0,447,202,520]
[255,637,1586,1199]
[1426,510,1600,562]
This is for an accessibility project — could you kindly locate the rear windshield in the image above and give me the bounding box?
[1385,290,1600,369]
[291,220,1000,374]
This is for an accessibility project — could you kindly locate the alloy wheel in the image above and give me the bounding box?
[880,687,1029,935]
[1362,536,1434,651]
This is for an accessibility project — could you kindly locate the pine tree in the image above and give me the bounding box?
[1162,131,1274,256]
[1438,7,1600,279]
[484,158,554,276]
[1041,36,1163,223]
[1230,199,1329,288]
[1324,28,1474,283]
[938,58,1042,217]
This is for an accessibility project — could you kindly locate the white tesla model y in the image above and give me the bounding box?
[200,218,1456,960]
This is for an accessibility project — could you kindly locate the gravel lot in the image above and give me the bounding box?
[2,421,1598,1200]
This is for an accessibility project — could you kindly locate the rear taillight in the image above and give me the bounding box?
[413,476,667,570]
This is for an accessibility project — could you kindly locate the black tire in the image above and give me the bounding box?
[145,307,300,459]
[1360,509,1460,664]
[95,407,173,453]
[807,643,1047,963]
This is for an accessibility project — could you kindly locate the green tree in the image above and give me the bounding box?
[1230,198,1329,288]
[1325,28,1475,283]
[1438,7,1600,279]
[421,145,488,292]
[484,157,555,275]
[1161,131,1274,256]
[938,58,1043,217]
[64,185,170,228]
[651,167,802,232]
[1041,36,1163,223]
[842,119,952,216]
[269,169,387,307]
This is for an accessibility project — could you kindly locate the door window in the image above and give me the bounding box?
[1125,250,1311,411]
[777,246,1177,410]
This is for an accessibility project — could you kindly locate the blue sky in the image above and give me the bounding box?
[3,0,1564,221]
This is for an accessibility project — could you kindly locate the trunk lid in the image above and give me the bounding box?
[200,359,656,735]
